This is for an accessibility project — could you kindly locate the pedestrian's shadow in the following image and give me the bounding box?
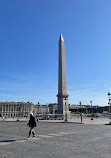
[0,139,16,143]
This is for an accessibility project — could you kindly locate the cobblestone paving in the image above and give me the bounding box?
[0,121,111,158]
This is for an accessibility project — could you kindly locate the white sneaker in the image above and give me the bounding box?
[33,135,36,138]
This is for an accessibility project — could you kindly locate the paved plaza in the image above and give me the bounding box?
[0,121,111,158]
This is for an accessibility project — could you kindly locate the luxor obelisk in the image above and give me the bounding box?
[57,34,69,115]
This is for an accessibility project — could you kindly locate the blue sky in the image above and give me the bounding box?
[0,0,111,106]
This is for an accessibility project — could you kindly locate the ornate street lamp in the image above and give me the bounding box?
[108,92,111,124]
[17,105,20,121]
[79,101,82,122]
[79,101,82,109]
[108,92,111,113]
[90,100,93,120]
[64,98,67,122]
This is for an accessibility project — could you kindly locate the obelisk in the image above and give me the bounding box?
[57,34,69,114]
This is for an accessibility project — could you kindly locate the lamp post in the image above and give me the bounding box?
[108,92,111,113]
[64,98,67,122]
[79,101,82,122]
[17,105,20,121]
[79,101,82,109]
[108,92,111,124]
[90,100,93,120]
[86,105,88,114]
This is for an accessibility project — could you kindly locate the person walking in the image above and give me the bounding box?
[27,112,36,138]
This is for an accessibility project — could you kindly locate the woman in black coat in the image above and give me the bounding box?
[27,112,36,138]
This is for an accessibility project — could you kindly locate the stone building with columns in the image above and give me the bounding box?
[0,101,34,118]
[34,103,50,115]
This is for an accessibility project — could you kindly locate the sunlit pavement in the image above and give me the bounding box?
[0,121,111,158]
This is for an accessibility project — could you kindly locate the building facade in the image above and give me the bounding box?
[34,103,58,115]
[0,101,34,118]
[34,103,49,115]
[48,103,58,114]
